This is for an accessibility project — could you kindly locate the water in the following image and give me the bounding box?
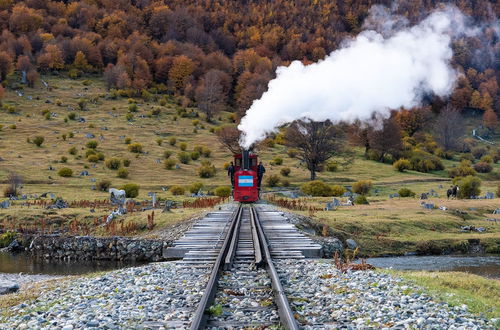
[0,251,146,276]
[363,255,500,279]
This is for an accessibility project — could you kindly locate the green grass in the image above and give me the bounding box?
[387,270,500,320]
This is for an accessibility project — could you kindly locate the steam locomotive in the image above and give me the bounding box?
[232,150,259,203]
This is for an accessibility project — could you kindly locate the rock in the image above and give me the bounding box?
[0,280,20,295]
[46,199,68,209]
[3,239,24,252]
[0,200,10,209]
[346,238,358,249]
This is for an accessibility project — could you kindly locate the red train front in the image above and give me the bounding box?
[232,151,259,203]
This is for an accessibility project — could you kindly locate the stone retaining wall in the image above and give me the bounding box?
[29,235,166,261]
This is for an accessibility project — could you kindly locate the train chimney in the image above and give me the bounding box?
[242,149,250,170]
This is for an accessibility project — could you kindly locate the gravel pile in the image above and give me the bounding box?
[277,259,495,329]
[0,262,209,330]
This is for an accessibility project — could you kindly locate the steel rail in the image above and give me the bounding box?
[189,204,242,330]
[224,205,243,270]
[251,206,299,330]
[250,205,263,265]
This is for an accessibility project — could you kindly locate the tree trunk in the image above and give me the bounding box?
[310,168,316,180]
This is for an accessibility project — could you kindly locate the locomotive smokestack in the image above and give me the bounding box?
[242,149,250,170]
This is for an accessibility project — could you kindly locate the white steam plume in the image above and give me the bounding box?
[238,6,468,149]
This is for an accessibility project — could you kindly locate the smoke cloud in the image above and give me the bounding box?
[238,6,469,149]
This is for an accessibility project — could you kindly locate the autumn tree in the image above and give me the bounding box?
[0,51,13,81]
[483,108,498,133]
[367,117,403,162]
[285,120,345,180]
[73,51,91,72]
[26,69,39,87]
[37,44,64,71]
[433,105,465,151]
[168,55,195,93]
[195,69,227,122]
[216,125,241,154]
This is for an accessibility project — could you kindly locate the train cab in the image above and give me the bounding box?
[232,151,259,203]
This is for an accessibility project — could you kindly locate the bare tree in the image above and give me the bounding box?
[4,172,23,197]
[367,117,403,162]
[216,125,241,154]
[195,69,226,122]
[433,105,465,151]
[285,120,345,180]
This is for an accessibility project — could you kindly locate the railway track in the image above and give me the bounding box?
[189,204,299,329]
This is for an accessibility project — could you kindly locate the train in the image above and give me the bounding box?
[232,150,260,203]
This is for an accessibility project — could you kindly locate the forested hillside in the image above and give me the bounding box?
[0,0,497,121]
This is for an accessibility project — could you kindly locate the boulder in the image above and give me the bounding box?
[346,238,358,250]
[0,280,19,295]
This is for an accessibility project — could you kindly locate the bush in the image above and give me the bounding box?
[60,156,68,163]
[165,158,177,170]
[105,158,121,170]
[331,185,346,197]
[189,182,204,194]
[480,155,493,164]
[202,147,211,157]
[472,147,487,159]
[163,150,172,159]
[280,168,291,176]
[448,161,476,178]
[3,186,17,198]
[281,179,290,187]
[194,145,203,153]
[121,183,139,198]
[473,162,492,173]
[352,180,372,195]
[87,154,99,163]
[287,149,298,158]
[128,103,138,112]
[459,153,474,162]
[354,195,369,205]
[0,232,16,248]
[393,158,411,172]
[156,138,163,146]
[85,149,96,158]
[86,140,98,149]
[123,159,131,167]
[273,157,283,165]
[117,167,129,178]
[179,142,187,151]
[128,143,143,153]
[215,186,231,197]
[126,113,133,121]
[168,137,176,146]
[97,179,112,192]
[169,185,185,195]
[97,152,105,161]
[33,136,44,147]
[191,151,200,160]
[198,161,216,178]
[398,188,416,197]
[326,161,338,172]
[177,152,190,164]
[266,174,281,187]
[409,150,444,173]
[58,167,73,177]
[457,175,481,199]
[124,137,132,144]
[301,180,332,196]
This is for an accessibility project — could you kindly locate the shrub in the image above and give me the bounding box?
[354,195,369,205]
[58,167,73,177]
[331,185,346,197]
[163,150,172,159]
[0,232,16,248]
[177,152,191,164]
[117,167,129,178]
[9,124,16,129]
[105,158,122,170]
[448,161,476,178]
[398,188,416,197]
[179,142,187,151]
[281,179,290,187]
[473,162,492,173]
[86,140,98,149]
[189,182,204,194]
[280,167,291,176]
[3,186,17,198]
[168,137,176,146]
[85,149,96,158]
[472,147,487,159]
[169,185,185,196]
[480,155,493,164]
[156,138,163,146]
[352,180,373,195]
[123,159,131,167]
[97,179,112,192]
[128,143,143,153]
[192,119,200,126]
[393,158,411,172]
[273,157,283,165]
[124,137,132,144]
[126,113,133,121]
[194,145,203,153]
[409,150,444,173]
[457,175,481,199]
[87,154,99,163]
[287,149,298,158]
[69,132,74,138]
[215,186,231,197]
[77,98,87,111]
[60,156,68,163]
[198,161,216,178]
[165,158,177,170]
[44,112,51,120]
[62,134,67,141]
[128,103,138,112]
[301,180,332,196]
[121,183,139,198]
[191,151,200,160]
[160,98,167,106]
[266,174,281,187]
[202,147,211,157]
[459,153,474,162]
[326,161,338,172]
[33,136,44,147]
